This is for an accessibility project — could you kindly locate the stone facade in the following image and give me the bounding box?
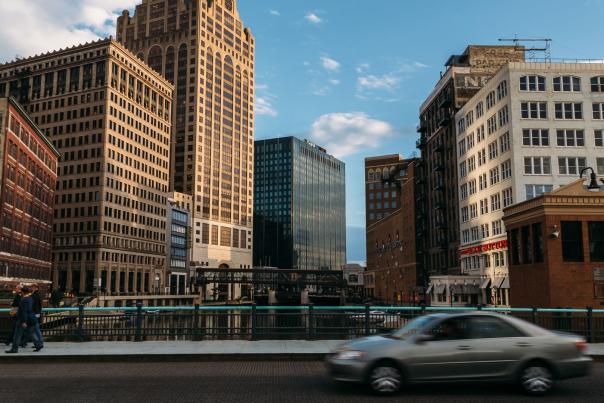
[0,39,173,295]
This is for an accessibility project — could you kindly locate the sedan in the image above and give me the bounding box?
[326,312,592,395]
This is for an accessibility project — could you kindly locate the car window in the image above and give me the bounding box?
[470,316,526,339]
[391,315,438,340]
[426,317,471,341]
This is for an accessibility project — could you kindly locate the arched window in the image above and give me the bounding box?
[382,167,389,179]
[553,76,581,92]
[147,45,163,76]
[165,46,175,84]
[368,169,374,180]
[591,76,604,92]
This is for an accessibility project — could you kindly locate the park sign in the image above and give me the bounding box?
[459,240,508,256]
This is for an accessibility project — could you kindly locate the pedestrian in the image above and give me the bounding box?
[30,284,44,350]
[5,286,44,353]
[4,284,22,346]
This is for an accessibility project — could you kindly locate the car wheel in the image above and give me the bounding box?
[368,364,402,395]
[519,363,554,396]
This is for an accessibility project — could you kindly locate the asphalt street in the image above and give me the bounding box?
[0,361,602,403]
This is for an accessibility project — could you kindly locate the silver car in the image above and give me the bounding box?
[326,312,592,395]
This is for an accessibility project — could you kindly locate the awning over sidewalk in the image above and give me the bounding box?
[434,284,446,294]
[499,277,510,289]
[493,277,505,289]
[425,285,434,294]
[480,278,491,289]
[449,284,463,294]
[462,284,480,294]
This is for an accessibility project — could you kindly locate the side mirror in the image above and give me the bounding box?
[415,333,434,344]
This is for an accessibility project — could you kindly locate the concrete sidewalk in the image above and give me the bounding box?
[0,341,602,362]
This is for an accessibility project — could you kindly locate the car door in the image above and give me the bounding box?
[462,315,533,378]
[406,316,478,381]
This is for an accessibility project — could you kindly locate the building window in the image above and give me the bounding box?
[556,129,584,147]
[501,159,512,180]
[480,199,489,215]
[490,193,501,211]
[558,157,586,175]
[476,101,484,118]
[461,207,469,223]
[462,230,470,243]
[522,129,549,146]
[467,132,475,149]
[524,157,551,175]
[481,223,490,239]
[470,203,478,219]
[499,132,510,153]
[593,103,604,120]
[555,102,583,120]
[596,130,604,147]
[553,76,581,92]
[477,125,485,142]
[487,115,497,135]
[510,229,520,265]
[479,173,488,190]
[590,222,604,262]
[488,141,498,160]
[597,158,604,175]
[533,223,544,263]
[561,221,584,262]
[459,161,467,178]
[521,225,533,263]
[525,184,554,199]
[496,80,508,100]
[502,188,513,207]
[521,102,547,119]
[460,184,468,200]
[486,91,496,109]
[468,156,476,172]
[489,167,500,185]
[469,179,477,195]
[498,105,509,127]
[492,220,503,236]
[520,75,545,91]
[458,139,466,157]
[477,149,486,166]
[591,76,604,92]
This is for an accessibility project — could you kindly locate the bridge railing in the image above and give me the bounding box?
[1,305,603,343]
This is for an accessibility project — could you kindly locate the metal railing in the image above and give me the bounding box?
[1,305,603,343]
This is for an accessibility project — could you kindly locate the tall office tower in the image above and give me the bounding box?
[415,46,525,281]
[0,97,59,294]
[254,137,346,272]
[117,0,255,273]
[0,39,173,296]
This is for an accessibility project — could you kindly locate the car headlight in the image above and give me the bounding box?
[335,350,366,360]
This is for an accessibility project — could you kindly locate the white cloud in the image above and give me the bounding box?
[305,13,323,24]
[356,61,428,101]
[321,56,341,72]
[358,74,401,90]
[309,112,398,158]
[329,79,341,85]
[356,63,370,74]
[269,10,280,16]
[0,0,138,61]
[255,84,278,117]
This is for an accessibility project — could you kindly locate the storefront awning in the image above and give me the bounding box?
[493,277,505,289]
[434,284,446,294]
[480,278,491,289]
[450,284,463,294]
[426,284,434,294]
[500,277,510,289]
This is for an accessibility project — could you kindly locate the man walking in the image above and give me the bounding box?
[4,284,22,346]
[30,284,44,351]
[5,286,43,353]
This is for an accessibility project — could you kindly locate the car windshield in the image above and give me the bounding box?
[389,316,439,340]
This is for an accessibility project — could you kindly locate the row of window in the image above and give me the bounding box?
[519,75,604,93]
[461,189,513,223]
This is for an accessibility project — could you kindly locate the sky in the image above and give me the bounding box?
[1,0,604,263]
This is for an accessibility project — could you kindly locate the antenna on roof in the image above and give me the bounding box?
[498,36,552,62]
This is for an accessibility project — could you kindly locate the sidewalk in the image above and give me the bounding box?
[0,341,602,362]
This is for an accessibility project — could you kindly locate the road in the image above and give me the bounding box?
[0,361,602,402]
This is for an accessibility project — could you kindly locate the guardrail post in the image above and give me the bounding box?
[531,306,538,324]
[135,302,143,342]
[420,302,426,317]
[193,304,200,341]
[365,303,371,336]
[308,303,314,341]
[77,304,84,342]
[477,304,483,311]
[251,303,257,341]
[587,306,594,343]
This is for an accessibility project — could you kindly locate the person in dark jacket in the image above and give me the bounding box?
[5,287,43,353]
[4,285,22,346]
[30,285,44,350]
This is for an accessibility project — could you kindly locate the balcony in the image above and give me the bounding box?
[416,123,427,134]
[433,163,445,172]
[434,202,446,210]
[438,95,452,109]
[416,136,427,149]
[437,115,451,128]
[436,221,447,230]
[434,143,444,153]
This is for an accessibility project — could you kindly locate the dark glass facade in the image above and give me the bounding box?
[254,137,346,271]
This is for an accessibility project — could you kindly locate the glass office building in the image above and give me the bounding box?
[254,137,346,271]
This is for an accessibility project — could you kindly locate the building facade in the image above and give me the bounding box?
[0,97,59,294]
[365,157,420,305]
[416,46,525,283]
[117,0,255,273]
[254,137,346,271]
[342,263,365,303]
[456,62,604,306]
[167,191,192,295]
[503,179,604,308]
[0,39,173,296]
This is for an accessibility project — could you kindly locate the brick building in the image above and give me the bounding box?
[0,97,59,294]
[416,45,525,282]
[365,157,420,305]
[503,178,604,308]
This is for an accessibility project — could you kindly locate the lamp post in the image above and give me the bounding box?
[580,167,601,191]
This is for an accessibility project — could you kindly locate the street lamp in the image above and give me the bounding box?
[580,167,601,191]
[154,273,160,294]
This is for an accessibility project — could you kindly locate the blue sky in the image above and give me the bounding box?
[1,0,604,263]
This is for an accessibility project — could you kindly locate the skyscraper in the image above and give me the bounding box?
[117,0,255,273]
[0,39,173,295]
[254,137,346,271]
